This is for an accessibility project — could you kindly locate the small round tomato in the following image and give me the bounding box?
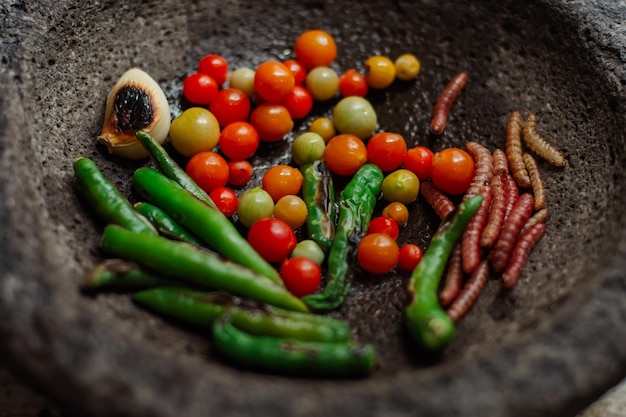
[261,164,304,202]
[382,169,420,204]
[430,147,475,195]
[291,240,325,265]
[209,88,251,127]
[254,61,295,103]
[273,195,308,229]
[229,67,256,97]
[247,218,297,263]
[209,186,238,218]
[294,29,337,70]
[282,85,313,119]
[357,233,399,274]
[250,103,294,142]
[185,151,229,193]
[198,54,229,86]
[183,72,218,105]
[365,55,396,89]
[332,96,377,140]
[283,59,307,85]
[219,121,259,160]
[305,66,339,101]
[394,53,421,81]
[338,68,368,97]
[382,201,410,227]
[227,159,254,187]
[366,132,407,172]
[169,108,221,157]
[368,216,400,240]
[397,243,423,271]
[280,257,322,297]
[291,132,326,166]
[403,146,434,181]
[308,117,336,143]
[324,133,368,176]
[237,187,274,228]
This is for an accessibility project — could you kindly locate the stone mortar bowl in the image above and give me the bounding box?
[1,0,625,416]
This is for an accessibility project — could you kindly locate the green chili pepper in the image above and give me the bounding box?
[132,167,283,286]
[82,259,182,291]
[99,225,308,312]
[405,194,484,351]
[135,131,217,209]
[133,287,352,342]
[212,314,376,378]
[303,164,384,311]
[301,161,336,253]
[134,202,201,245]
[73,157,156,235]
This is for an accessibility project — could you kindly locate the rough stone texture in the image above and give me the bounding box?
[0,0,624,416]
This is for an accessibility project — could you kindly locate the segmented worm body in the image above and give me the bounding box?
[429,72,468,135]
[522,113,566,167]
[438,245,464,308]
[492,148,509,177]
[505,110,531,188]
[447,260,489,323]
[461,187,492,274]
[503,174,520,222]
[523,153,546,210]
[521,208,548,234]
[480,173,506,248]
[420,181,455,219]
[501,223,546,289]
[464,141,494,201]
[489,193,535,272]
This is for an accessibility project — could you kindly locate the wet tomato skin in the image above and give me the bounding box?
[430,147,475,195]
[247,218,297,263]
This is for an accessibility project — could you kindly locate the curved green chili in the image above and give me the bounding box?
[301,161,336,253]
[132,167,282,286]
[73,157,156,235]
[82,259,182,291]
[99,225,308,312]
[135,131,217,209]
[212,315,376,378]
[303,164,383,311]
[133,287,351,342]
[405,194,484,351]
[134,201,201,245]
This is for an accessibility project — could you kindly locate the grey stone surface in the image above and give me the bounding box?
[0,1,625,416]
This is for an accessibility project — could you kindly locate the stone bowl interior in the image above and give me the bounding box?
[1,1,625,416]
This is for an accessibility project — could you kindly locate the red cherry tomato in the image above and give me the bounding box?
[219,121,259,160]
[357,233,399,274]
[197,54,229,86]
[247,218,297,263]
[209,186,238,218]
[283,59,307,85]
[209,88,251,127]
[227,159,254,187]
[403,146,434,181]
[249,103,294,142]
[366,132,407,172]
[280,257,322,297]
[397,244,423,271]
[185,151,229,193]
[254,61,295,103]
[338,68,368,97]
[367,216,400,240]
[282,85,314,120]
[430,147,475,195]
[183,72,218,105]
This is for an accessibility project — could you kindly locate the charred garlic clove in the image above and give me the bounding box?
[98,68,171,160]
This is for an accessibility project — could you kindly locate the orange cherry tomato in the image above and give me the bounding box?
[249,103,294,142]
[254,61,295,103]
[219,121,259,161]
[294,29,337,70]
[308,117,336,143]
[382,201,410,227]
[365,55,396,89]
[366,132,407,172]
[273,195,308,229]
[430,147,475,195]
[338,68,368,97]
[261,164,304,202]
[185,151,229,193]
[357,233,399,274]
[323,134,368,176]
[227,160,254,187]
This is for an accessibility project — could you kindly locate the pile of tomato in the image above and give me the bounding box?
[166,29,476,298]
